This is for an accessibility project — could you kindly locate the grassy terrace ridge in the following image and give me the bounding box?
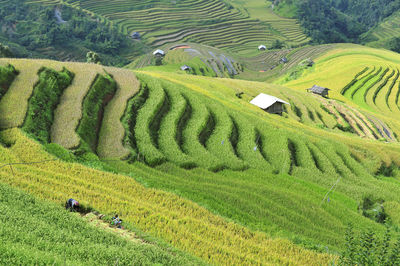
[0,182,204,265]
[28,0,309,57]
[97,68,140,159]
[4,55,400,263]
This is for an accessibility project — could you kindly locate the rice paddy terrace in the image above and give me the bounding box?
[284,45,400,141]
[362,10,400,47]
[3,55,400,264]
[27,0,309,56]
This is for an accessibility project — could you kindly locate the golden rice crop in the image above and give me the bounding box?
[97,68,140,159]
[0,128,335,265]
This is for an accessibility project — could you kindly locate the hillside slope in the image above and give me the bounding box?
[2,57,400,263]
[283,44,400,138]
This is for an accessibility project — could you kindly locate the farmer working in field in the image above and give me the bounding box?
[112,214,122,228]
[65,198,80,211]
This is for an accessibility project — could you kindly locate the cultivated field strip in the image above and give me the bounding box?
[0,59,63,129]
[97,68,140,159]
[341,65,400,122]
[0,128,334,265]
[51,64,104,148]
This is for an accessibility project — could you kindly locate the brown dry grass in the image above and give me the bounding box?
[97,68,140,158]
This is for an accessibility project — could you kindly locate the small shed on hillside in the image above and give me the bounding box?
[180,65,191,71]
[258,45,267,51]
[131,32,141,39]
[280,57,288,63]
[250,93,290,115]
[153,49,165,56]
[307,85,330,97]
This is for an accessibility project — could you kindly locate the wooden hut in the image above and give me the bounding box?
[180,65,191,71]
[131,32,141,39]
[258,45,267,51]
[307,85,330,97]
[250,93,289,115]
[153,49,165,56]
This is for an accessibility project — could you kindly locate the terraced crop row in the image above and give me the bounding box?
[0,128,334,265]
[341,65,400,118]
[30,0,308,55]
[243,45,335,73]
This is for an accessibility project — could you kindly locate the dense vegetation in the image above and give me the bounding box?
[275,0,400,44]
[0,64,18,99]
[0,0,146,65]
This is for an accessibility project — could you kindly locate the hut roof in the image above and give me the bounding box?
[153,49,165,56]
[250,93,289,109]
[258,45,267,50]
[308,85,330,94]
[180,65,191,71]
[131,32,141,39]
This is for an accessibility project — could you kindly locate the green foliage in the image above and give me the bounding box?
[0,64,18,99]
[23,67,74,143]
[121,84,149,160]
[340,224,400,265]
[44,143,75,162]
[273,0,299,18]
[77,73,117,152]
[376,163,397,178]
[0,182,203,265]
[0,43,13,57]
[86,51,101,64]
[295,0,400,43]
[359,194,387,223]
[269,39,286,49]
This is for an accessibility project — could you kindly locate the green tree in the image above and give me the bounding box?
[86,51,101,64]
[0,43,13,58]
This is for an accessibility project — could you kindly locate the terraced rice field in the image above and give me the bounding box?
[0,129,334,265]
[28,0,309,56]
[3,58,400,262]
[0,183,202,265]
[235,44,337,81]
[284,45,400,141]
[363,10,400,44]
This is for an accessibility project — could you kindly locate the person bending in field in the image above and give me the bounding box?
[65,198,80,212]
[112,214,122,228]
